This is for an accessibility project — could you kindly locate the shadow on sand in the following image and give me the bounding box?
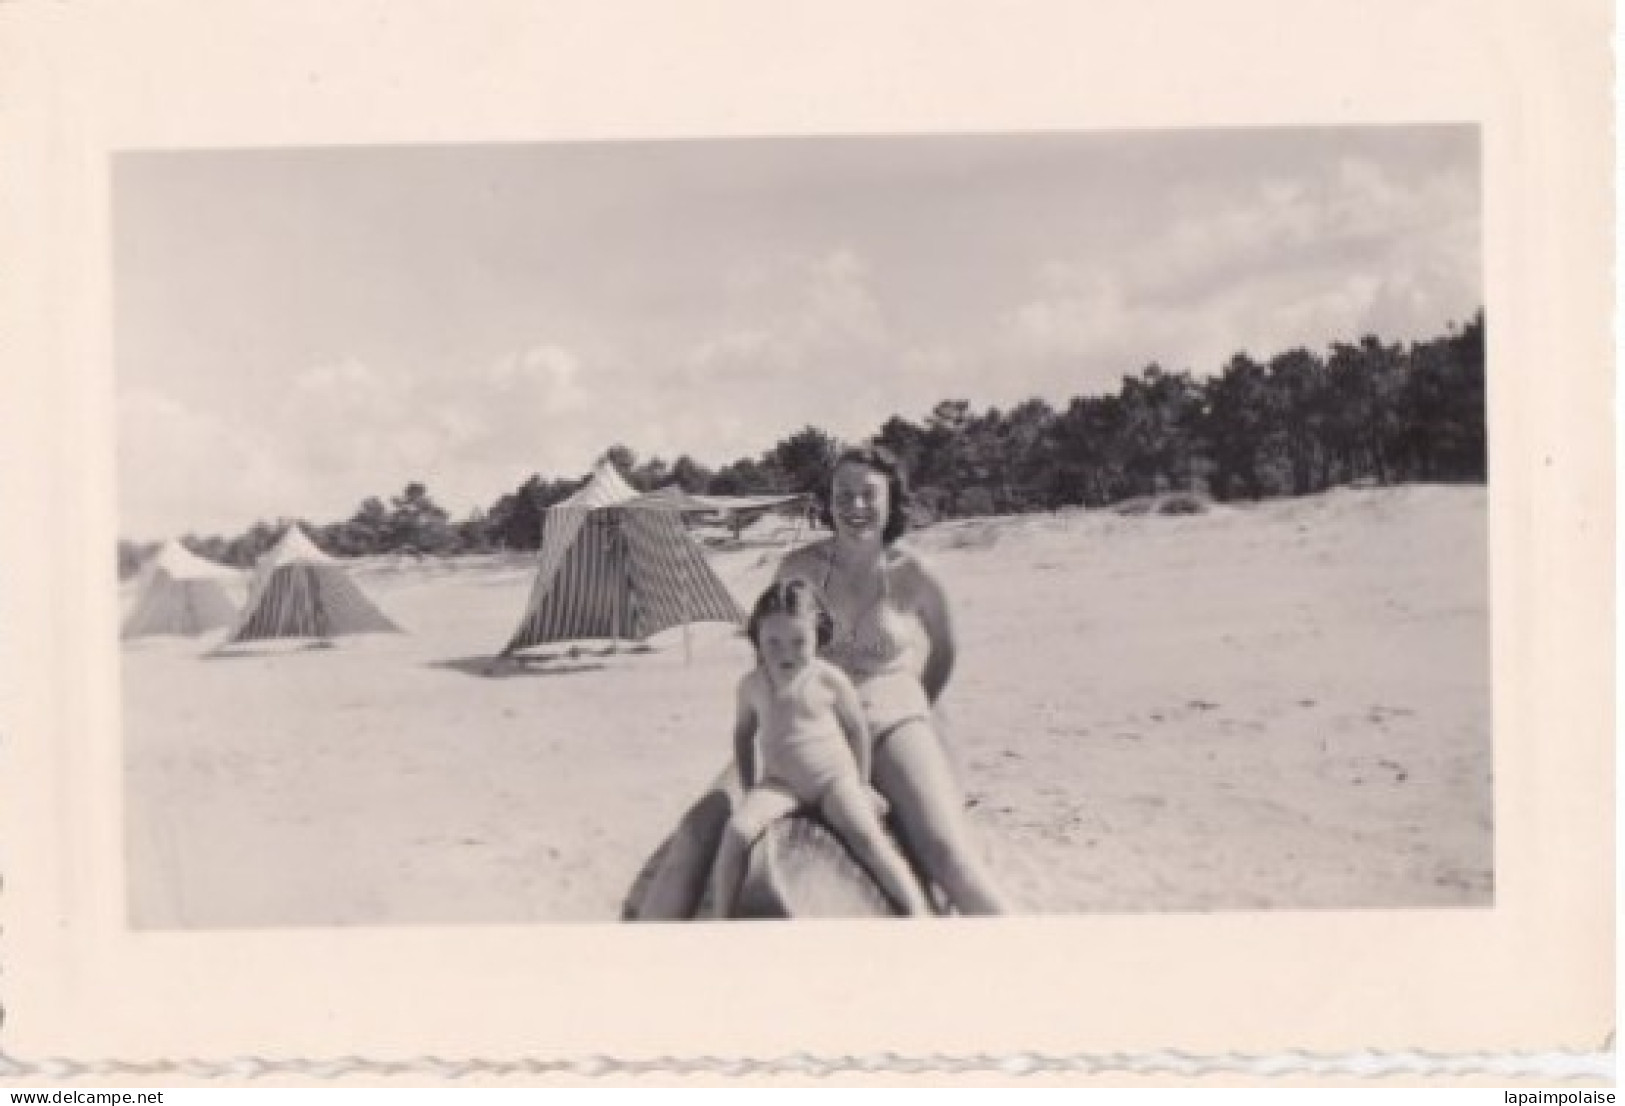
[427,653,617,679]
[199,640,343,660]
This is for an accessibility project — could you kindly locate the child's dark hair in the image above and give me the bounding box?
[746,578,834,652]
[822,443,912,546]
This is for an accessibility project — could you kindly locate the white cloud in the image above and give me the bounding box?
[705,248,889,358]
[119,341,617,536]
[484,344,586,411]
[117,141,1481,537]
[665,247,904,459]
[686,329,793,376]
[992,155,1479,382]
[118,388,297,539]
[1000,269,1131,361]
[796,248,888,348]
[276,358,443,490]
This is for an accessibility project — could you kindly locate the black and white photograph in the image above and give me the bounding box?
[115,126,1493,928]
[2,0,1613,1082]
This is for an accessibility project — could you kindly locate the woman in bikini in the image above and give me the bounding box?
[633,444,1011,917]
[773,446,1010,915]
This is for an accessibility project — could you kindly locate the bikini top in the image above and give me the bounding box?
[813,545,928,681]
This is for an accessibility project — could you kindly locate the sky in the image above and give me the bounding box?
[115,126,1481,540]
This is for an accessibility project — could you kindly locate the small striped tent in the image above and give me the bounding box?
[223,525,401,645]
[500,460,757,656]
[121,540,241,639]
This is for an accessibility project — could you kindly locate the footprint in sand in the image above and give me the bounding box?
[1367,704,1416,724]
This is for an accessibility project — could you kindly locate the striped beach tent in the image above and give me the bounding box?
[121,540,241,639]
[223,525,401,645]
[500,460,749,656]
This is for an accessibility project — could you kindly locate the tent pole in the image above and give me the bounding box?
[612,517,622,656]
[682,583,694,667]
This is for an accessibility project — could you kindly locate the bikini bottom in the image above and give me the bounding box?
[855,671,932,746]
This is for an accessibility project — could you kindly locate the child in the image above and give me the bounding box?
[706,579,930,918]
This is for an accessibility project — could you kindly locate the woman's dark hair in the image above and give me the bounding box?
[746,578,834,652]
[825,443,911,546]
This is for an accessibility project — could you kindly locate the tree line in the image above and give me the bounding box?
[119,311,1484,576]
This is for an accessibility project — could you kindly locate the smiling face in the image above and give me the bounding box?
[830,461,890,545]
[755,610,818,685]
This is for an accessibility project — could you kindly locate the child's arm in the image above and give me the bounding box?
[733,675,760,789]
[829,668,874,782]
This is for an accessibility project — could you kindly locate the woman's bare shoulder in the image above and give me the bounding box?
[886,541,945,593]
[776,537,835,581]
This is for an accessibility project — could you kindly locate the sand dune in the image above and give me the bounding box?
[123,485,1491,927]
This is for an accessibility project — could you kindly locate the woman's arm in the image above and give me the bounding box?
[904,552,957,704]
[829,669,873,781]
[733,676,760,789]
[773,539,831,586]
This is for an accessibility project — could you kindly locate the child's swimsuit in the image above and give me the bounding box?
[753,668,859,803]
[815,547,933,744]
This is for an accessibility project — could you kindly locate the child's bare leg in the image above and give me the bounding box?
[707,785,798,919]
[705,825,749,919]
[820,777,931,916]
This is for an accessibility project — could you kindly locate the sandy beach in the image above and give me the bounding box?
[123,484,1491,928]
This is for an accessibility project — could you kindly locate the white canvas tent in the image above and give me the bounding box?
[632,486,811,516]
[635,483,813,545]
[223,525,401,645]
[500,460,798,657]
[121,540,241,639]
